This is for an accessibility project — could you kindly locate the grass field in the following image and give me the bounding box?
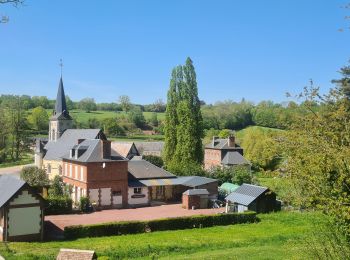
[236,125,283,144]
[0,211,324,259]
[0,153,33,168]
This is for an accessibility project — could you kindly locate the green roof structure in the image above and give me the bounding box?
[220,182,240,194]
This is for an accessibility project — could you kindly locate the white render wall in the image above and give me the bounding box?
[89,189,99,204]
[100,188,111,206]
[128,187,149,205]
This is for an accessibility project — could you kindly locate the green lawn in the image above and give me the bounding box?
[0,153,33,168]
[0,211,324,259]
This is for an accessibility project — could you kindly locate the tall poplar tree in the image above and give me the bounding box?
[163,66,181,164]
[164,58,204,172]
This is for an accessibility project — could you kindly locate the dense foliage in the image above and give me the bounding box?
[64,211,257,239]
[46,195,73,215]
[20,166,50,188]
[143,155,164,168]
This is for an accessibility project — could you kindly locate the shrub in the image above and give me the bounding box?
[20,166,50,188]
[80,196,90,213]
[64,211,256,239]
[46,196,73,215]
[143,155,164,168]
[49,175,64,197]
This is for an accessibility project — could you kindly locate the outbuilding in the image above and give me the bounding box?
[225,184,278,213]
[0,175,45,241]
[182,189,209,210]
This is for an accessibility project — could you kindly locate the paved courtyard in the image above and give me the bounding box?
[46,204,225,230]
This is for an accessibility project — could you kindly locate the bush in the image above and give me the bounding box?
[20,166,50,188]
[64,211,256,239]
[143,155,164,168]
[80,196,90,213]
[46,196,73,215]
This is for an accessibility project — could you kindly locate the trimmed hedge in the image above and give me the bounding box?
[64,211,257,239]
[46,196,73,215]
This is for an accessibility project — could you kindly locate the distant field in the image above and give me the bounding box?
[236,125,284,144]
[0,211,325,259]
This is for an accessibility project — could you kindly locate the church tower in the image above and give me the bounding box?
[49,77,73,141]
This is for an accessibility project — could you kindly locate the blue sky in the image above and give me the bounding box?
[0,0,349,104]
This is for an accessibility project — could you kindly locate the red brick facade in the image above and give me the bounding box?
[204,149,222,170]
[182,194,201,210]
[62,159,128,208]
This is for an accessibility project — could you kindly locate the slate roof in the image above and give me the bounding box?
[128,159,175,180]
[134,142,164,154]
[139,176,217,187]
[221,151,251,165]
[43,129,104,160]
[111,142,139,158]
[225,184,268,206]
[183,189,209,195]
[0,175,26,208]
[205,138,242,150]
[62,139,126,163]
[51,77,72,120]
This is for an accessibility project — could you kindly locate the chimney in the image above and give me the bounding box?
[228,135,235,147]
[212,136,219,146]
[102,140,111,159]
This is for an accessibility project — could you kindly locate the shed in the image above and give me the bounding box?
[225,184,278,213]
[57,249,97,260]
[182,189,209,210]
[0,175,45,241]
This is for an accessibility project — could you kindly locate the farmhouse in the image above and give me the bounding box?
[0,175,45,242]
[225,184,278,214]
[204,136,251,170]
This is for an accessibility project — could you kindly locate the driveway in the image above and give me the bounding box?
[46,204,225,230]
[0,164,31,178]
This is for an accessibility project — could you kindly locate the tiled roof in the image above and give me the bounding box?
[0,175,26,208]
[44,129,103,160]
[183,189,209,195]
[221,151,250,165]
[225,184,268,206]
[128,159,175,179]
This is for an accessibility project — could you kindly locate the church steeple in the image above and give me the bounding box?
[54,77,69,118]
[49,75,73,142]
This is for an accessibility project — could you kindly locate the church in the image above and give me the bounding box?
[35,77,218,209]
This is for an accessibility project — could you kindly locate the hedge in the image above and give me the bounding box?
[46,196,73,215]
[64,211,257,239]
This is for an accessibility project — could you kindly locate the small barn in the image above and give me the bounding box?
[182,189,209,210]
[225,184,277,214]
[0,175,45,242]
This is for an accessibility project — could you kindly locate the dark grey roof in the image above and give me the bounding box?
[225,184,268,206]
[128,159,175,180]
[44,129,104,160]
[62,139,125,163]
[205,138,242,150]
[128,180,146,187]
[183,189,209,195]
[134,142,164,154]
[176,176,218,187]
[52,77,72,120]
[0,175,25,208]
[222,151,250,165]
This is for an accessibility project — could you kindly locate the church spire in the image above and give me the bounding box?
[54,77,69,116]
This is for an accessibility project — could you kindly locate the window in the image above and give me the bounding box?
[156,186,165,196]
[80,167,84,181]
[134,187,142,194]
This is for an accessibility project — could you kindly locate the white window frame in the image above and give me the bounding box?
[134,187,142,194]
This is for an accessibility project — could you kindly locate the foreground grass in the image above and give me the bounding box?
[0,211,324,259]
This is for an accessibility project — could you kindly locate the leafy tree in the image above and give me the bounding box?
[118,95,131,112]
[79,98,97,112]
[32,96,51,109]
[20,166,50,188]
[143,155,164,168]
[28,106,49,131]
[65,95,75,110]
[128,106,145,128]
[218,129,233,138]
[49,175,64,197]
[152,99,166,112]
[102,118,125,136]
[206,166,252,185]
[150,112,158,127]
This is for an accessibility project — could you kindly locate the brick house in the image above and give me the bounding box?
[204,136,251,170]
[62,139,128,209]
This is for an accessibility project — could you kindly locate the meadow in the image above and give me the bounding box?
[0,211,324,260]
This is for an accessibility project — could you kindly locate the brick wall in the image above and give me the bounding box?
[204,149,222,170]
[182,194,201,210]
